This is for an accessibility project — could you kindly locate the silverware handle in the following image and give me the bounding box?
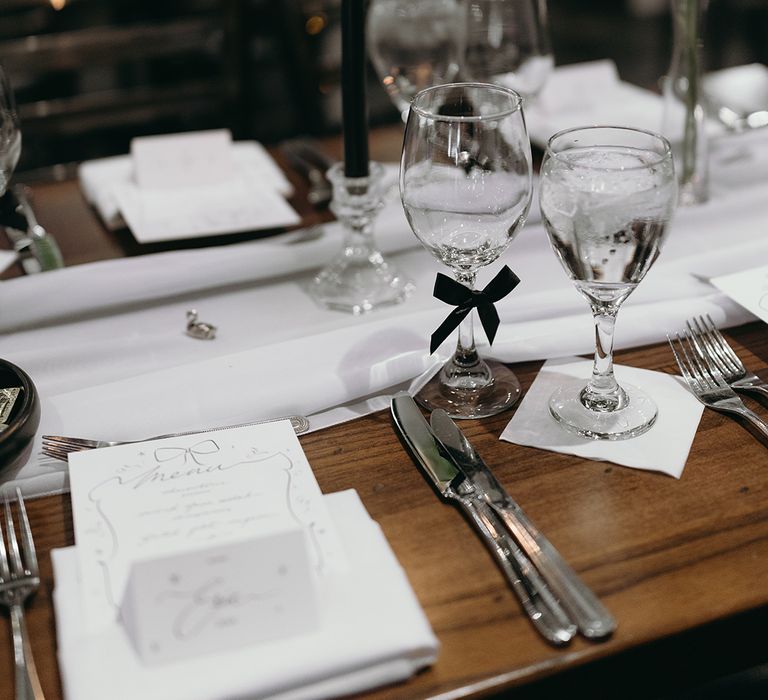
[742,384,768,401]
[737,405,768,441]
[491,503,616,639]
[456,495,575,646]
[10,604,45,700]
[144,415,310,442]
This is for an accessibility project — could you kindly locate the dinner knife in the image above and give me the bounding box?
[391,393,576,646]
[430,409,617,640]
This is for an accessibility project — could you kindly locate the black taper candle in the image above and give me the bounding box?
[340,0,369,177]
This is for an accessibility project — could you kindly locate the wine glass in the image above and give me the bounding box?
[367,0,467,121]
[400,82,533,418]
[539,126,677,440]
[463,0,553,101]
[0,66,21,196]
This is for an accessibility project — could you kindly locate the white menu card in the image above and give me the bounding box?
[710,264,768,324]
[68,421,346,637]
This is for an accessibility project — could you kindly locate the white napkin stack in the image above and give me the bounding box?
[501,358,704,478]
[79,137,298,238]
[52,489,439,700]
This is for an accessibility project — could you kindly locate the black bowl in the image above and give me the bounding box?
[0,359,40,467]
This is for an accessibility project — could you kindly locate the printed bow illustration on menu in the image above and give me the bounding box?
[154,439,220,466]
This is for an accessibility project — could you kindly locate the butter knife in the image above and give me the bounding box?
[391,393,575,646]
[430,409,616,640]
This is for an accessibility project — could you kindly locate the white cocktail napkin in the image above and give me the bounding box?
[52,489,439,700]
[501,358,704,478]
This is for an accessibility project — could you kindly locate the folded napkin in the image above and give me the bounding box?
[501,358,704,478]
[525,59,724,147]
[53,489,439,700]
[79,141,295,231]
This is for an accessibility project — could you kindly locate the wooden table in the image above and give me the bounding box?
[2,128,768,699]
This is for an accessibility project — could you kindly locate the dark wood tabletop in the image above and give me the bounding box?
[1,126,767,699]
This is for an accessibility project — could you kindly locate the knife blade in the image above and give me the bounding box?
[430,409,617,640]
[391,392,576,646]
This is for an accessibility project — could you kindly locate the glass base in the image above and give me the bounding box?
[549,380,657,440]
[309,250,414,315]
[415,360,521,419]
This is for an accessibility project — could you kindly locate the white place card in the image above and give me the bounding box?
[121,527,317,665]
[131,129,234,190]
[709,264,768,324]
[69,421,346,634]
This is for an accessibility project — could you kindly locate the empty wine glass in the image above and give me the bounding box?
[401,83,532,418]
[539,126,677,440]
[463,0,553,101]
[367,0,466,121]
[0,66,21,196]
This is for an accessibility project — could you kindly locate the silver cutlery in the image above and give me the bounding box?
[685,314,768,399]
[281,139,335,207]
[0,488,45,700]
[42,415,310,461]
[391,393,576,646]
[668,330,768,441]
[430,409,616,640]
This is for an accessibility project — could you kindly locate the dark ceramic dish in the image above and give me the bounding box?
[0,359,40,467]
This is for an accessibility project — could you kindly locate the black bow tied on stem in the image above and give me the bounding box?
[430,265,520,354]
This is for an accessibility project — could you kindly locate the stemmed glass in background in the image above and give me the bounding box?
[0,66,21,196]
[367,0,467,121]
[539,126,677,440]
[463,0,553,101]
[400,83,532,418]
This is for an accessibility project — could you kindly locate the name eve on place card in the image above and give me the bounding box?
[69,421,346,636]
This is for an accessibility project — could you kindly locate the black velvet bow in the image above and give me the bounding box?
[430,265,520,354]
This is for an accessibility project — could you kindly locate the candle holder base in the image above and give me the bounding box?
[308,162,414,314]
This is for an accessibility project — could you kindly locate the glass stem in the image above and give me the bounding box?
[454,270,479,367]
[581,306,626,412]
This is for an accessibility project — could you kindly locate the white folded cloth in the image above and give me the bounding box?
[500,358,704,478]
[79,141,295,230]
[525,59,724,147]
[52,489,439,700]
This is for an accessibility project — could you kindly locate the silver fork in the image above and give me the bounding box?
[0,489,45,700]
[668,330,768,441]
[686,314,768,399]
[42,414,310,462]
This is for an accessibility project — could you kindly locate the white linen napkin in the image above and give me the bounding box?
[78,141,295,230]
[500,358,704,478]
[525,59,724,147]
[52,489,439,700]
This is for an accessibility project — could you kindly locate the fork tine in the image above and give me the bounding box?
[688,317,731,376]
[682,329,719,388]
[703,314,744,372]
[3,493,23,577]
[668,333,697,386]
[42,435,100,449]
[41,446,71,462]
[14,489,38,578]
